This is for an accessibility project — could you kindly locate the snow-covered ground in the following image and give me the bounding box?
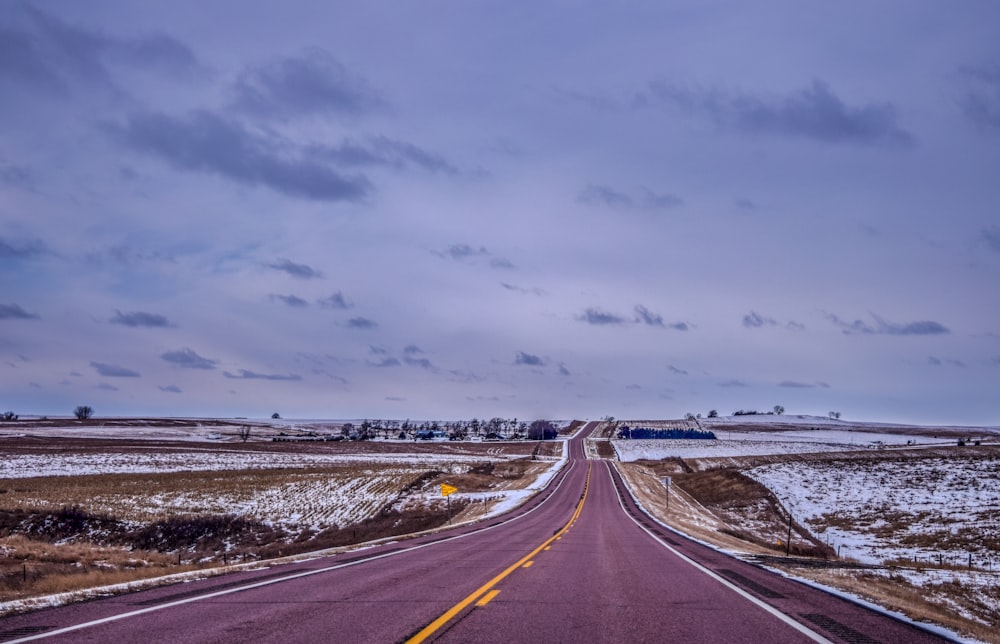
[0,450,495,479]
[612,420,997,462]
[746,456,1000,568]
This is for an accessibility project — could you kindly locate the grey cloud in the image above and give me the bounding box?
[928,356,966,368]
[159,385,182,393]
[446,244,488,260]
[2,163,33,187]
[960,64,1000,131]
[578,184,633,208]
[0,23,67,95]
[0,303,39,319]
[490,257,515,270]
[318,291,352,309]
[500,282,546,296]
[639,187,684,209]
[735,198,757,211]
[557,363,571,376]
[743,311,777,328]
[305,136,459,175]
[110,310,173,328]
[643,79,913,146]
[787,321,806,331]
[87,244,176,268]
[514,351,544,366]
[579,184,682,211]
[578,308,626,325]
[347,317,378,329]
[668,365,688,376]
[983,226,1000,253]
[112,32,200,76]
[667,322,690,331]
[161,348,218,370]
[1,5,200,97]
[634,305,664,327]
[403,345,433,370]
[231,48,385,120]
[0,237,46,259]
[779,380,831,388]
[223,369,302,381]
[441,244,514,269]
[368,357,401,368]
[718,379,747,387]
[270,294,309,308]
[96,383,118,391]
[109,109,372,202]
[368,136,458,175]
[827,313,950,336]
[90,361,140,377]
[267,258,323,279]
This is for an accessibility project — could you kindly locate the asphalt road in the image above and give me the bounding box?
[0,423,952,643]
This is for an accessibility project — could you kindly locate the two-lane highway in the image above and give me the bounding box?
[0,423,952,643]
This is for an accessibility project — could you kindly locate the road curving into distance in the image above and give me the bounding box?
[0,422,952,643]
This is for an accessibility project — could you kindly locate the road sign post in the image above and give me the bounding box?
[442,483,458,523]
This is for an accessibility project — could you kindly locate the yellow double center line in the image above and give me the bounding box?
[406,463,592,643]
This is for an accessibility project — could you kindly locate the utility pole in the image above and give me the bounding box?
[786,512,792,557]
[664,476,671,516]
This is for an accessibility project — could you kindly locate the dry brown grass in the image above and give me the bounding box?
[626,461,832,557]
[0,534,204,603]
[774,567,1000,644]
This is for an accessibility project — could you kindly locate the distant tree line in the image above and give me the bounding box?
[617,426,717,440]
[337,417,558,441]
[732,405,785,416]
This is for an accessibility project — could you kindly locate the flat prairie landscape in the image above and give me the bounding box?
[2,415,999,642]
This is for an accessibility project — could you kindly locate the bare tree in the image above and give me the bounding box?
[238,425,251,442]
[73,405,93,420]
[528,420,557,440]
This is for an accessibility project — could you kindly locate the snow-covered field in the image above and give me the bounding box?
[747,456,1000,568]
[0,437,567,532]
[612,416,998,462]
[0,450,493,479]
[134,469,418,530]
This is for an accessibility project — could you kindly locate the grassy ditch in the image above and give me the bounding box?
[634,461,834,558]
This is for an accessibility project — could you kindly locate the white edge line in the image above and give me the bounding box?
[7,454,583,643]
[602,461,834,644]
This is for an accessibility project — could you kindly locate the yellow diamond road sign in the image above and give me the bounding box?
[441,483,458,497]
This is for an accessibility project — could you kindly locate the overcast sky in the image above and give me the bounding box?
[2,1,999,424]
